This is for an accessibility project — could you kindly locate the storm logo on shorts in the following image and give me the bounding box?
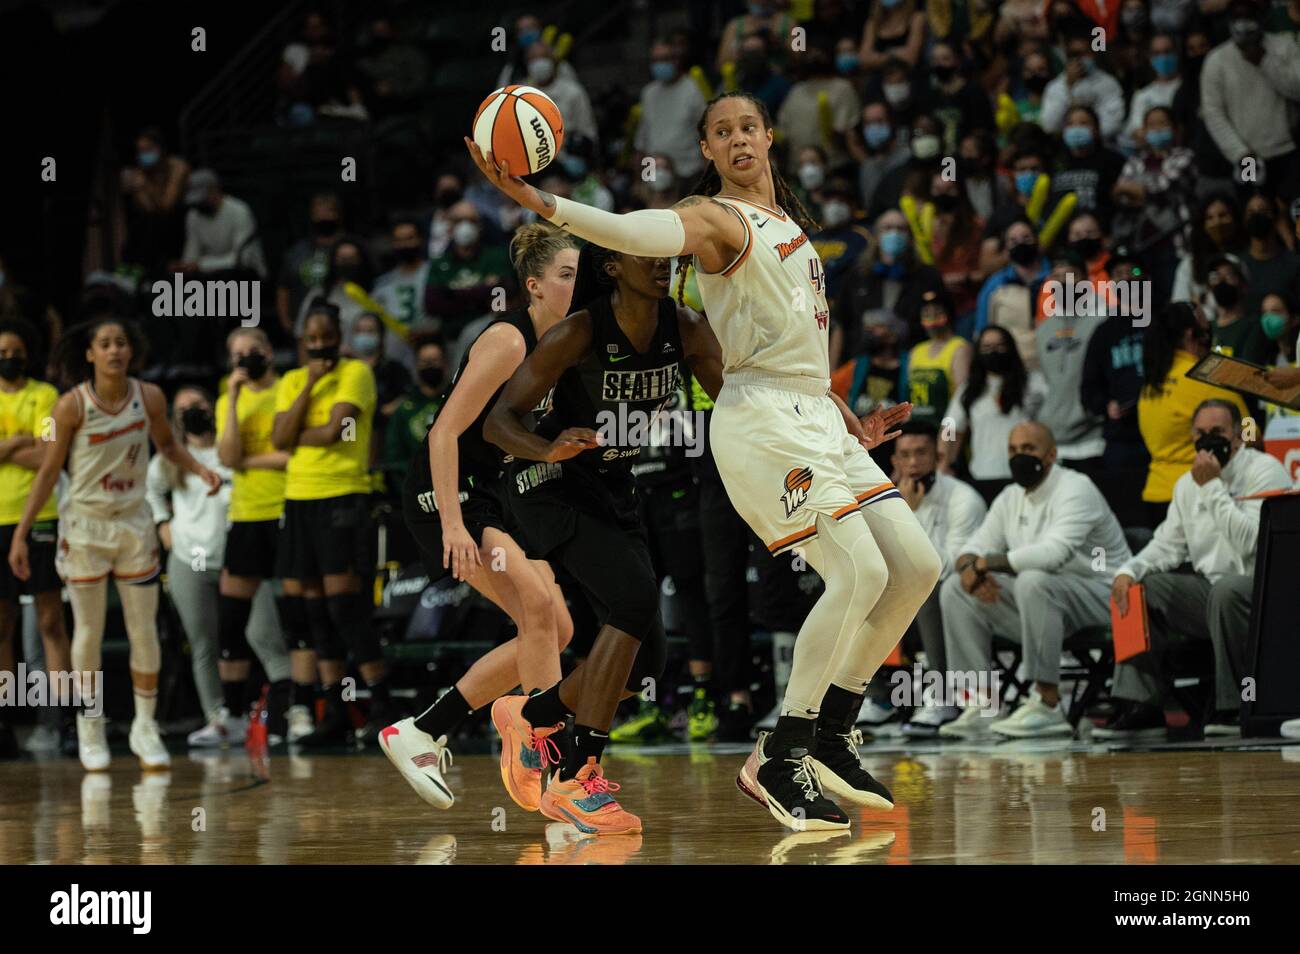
[780,467,813,518]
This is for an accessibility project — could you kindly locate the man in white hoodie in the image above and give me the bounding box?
[1040,23,1127,140]
[1098,399,1291,741]
[939,421,1131,739]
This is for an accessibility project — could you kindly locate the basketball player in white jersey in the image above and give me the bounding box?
[8,318,221,772]
[466,89,942,831]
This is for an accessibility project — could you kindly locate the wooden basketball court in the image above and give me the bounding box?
[4,739,1299,864]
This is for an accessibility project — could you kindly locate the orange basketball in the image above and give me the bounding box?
[471,85,564,176]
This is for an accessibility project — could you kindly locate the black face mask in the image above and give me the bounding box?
[932,64,956,83]
[435,189,463,210]
[417,366,445,390]
[312,218,341,238]
[0,356,24,381]
[1008,241,1040,266]
[194,203,217,218]
[393,246,422,265]
[1246,212,1274,239]
[1009,452,1045,488]
[1023,73,1050,94]
[932,193,960,213]
[181,407,214,436]
[981,350,1013,374]
[237,352,269,379]
[1195,433,1232,467]
[333,264,365,286]
[918,470,937,494]
[1211,282,1241,308]
[1071,237,1102,260]
[307,344,340,362]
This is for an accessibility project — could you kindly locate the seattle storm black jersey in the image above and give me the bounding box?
[405,309,549,498]
[533,294,683,479]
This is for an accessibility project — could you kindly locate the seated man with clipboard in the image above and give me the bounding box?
[1097,400,1292,741]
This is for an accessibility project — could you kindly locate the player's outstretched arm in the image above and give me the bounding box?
[464,139,744,273]
[484,312,599,463]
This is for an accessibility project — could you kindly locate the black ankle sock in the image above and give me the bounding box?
[819,683,863,733]
[766,714,817,757]
[521,684,568,728]
[222,679,248,717]
[550,722,574,775]
[562,724,608,781]
[413,686,473,739]
[293,682,317,710]
[367,677,390,706]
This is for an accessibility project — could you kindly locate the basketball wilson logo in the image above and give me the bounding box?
[781,467,814,518]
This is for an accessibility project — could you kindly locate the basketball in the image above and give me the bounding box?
[471,85,564,176]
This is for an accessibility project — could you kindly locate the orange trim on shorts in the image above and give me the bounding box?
[855,482,895,502]
[113,564,159,582]
[66,573,109,585]
[767,523,818,554]
[833,501,861,520]
[720,204,754,277]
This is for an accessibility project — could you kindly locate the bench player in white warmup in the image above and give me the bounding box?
[467,90,942,831]
[8,318,221,771]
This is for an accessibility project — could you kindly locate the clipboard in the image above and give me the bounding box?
[1111,583,1150,662]
[1186,351,1300,410]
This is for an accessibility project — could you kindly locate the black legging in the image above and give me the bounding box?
[639,476,711,665]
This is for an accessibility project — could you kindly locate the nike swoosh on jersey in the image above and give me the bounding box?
[609,354,632,363]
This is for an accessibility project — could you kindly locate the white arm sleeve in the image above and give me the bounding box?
[548,196,686,258]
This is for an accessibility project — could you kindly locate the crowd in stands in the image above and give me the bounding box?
[5,0,1300,756]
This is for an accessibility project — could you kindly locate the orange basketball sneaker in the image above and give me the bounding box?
[539,757,642,835]
[490,695,563,812]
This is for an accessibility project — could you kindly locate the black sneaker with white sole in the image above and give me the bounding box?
[812,726,894,810]
[1093,702,1166,741]
[739,734,850,832]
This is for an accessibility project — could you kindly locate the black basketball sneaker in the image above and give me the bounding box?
[811,723,894,810]
[738,731,850,831]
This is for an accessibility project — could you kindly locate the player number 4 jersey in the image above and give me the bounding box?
[693,196,831,385]
[67,379,150,517]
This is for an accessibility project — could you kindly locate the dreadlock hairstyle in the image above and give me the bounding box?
[673,91,821,305]
[570,241,622,315]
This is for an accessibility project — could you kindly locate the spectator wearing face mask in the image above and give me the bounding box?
[905,289,971,431]
[777,46,863,168]
[371,219,432,367]
[347,313,411,423]
[1114,0,1154,86]
[1124,33,1184,150]
[558,139,616,212]
[1172,192,1245,308]
[635,40,707,182]
[1011,45,1054,127]
[974,220,1050,369]
[928,173,986,324]
[1112,106,1196,297]
[427,173,465,259]
[1040,21,1127,139]
[917,41,995,157]
[868,114,944,220]
[830,311,909,425]
[809,179,872,300]
[833,35,863,90]
[831,209,944,366]
[716,0,798,75]
[277,193,345,338]
[939,421,1131,740]
[296,237,375,350]
[1240,191,1299,318]
[978,137,1059,270]
[1052,105,1126,214]
[1061,211,1110,289]
[994,0,1052,46]
[869,56,920,133]
[631,152,680,211]
[1138,302,1249,525]
[1205,255,1268,364]
[523,41,597,148]
[495,14,579,88]
[851,100,910,212]
[1100,399,1291,741]
[423,201,511,345]
[888,420,987,737]
[943,325,1049,498]
[1170,26,1234,188]
[174,169,267,279]
[1201,0,1300,202]
[119,126,191,276]
[858,0,928,71]
[1257,291,1300,397]
[959,130,1011,223]
[792,145,831,218]
[735,32,793,117]
[382,333,448,492]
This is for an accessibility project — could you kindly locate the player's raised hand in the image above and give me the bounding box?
[859,401,912,449]
[464,138,547,216]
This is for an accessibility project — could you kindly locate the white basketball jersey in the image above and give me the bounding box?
[67,379,150,516]
[693,196,830,384]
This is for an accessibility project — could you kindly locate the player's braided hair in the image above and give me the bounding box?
[674,91,820,305]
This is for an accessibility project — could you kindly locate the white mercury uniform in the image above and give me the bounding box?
[698,196,899,555]
[57,378,160,584]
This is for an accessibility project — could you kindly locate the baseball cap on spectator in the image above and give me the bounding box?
[185,169,220,205]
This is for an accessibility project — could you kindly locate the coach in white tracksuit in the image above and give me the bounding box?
[940,421,1131,739]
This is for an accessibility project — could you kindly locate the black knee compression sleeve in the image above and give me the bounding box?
[326,591,380,664]
[306,596,345,660]
[275,595,312,652]
[217,594,254,663]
